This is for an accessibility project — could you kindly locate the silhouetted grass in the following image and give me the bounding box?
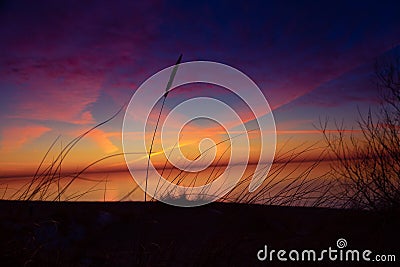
[0,106,335,207]
[0,55,336,208]
[5,106,134,201]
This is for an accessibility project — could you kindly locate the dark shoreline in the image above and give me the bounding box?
[1,200,399,266]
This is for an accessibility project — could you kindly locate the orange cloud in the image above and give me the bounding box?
[1,125,51,152]
[87,128,119,154]
[72,111,96,125]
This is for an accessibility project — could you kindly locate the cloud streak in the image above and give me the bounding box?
[1,125,51,152]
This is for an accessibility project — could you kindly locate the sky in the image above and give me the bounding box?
[1,0,400,177]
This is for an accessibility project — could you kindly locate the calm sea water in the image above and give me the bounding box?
[0,161,335,205]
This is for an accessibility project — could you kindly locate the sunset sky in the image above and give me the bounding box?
[1,0,400,177]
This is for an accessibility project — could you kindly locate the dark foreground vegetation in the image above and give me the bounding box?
[0,201,399,266]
